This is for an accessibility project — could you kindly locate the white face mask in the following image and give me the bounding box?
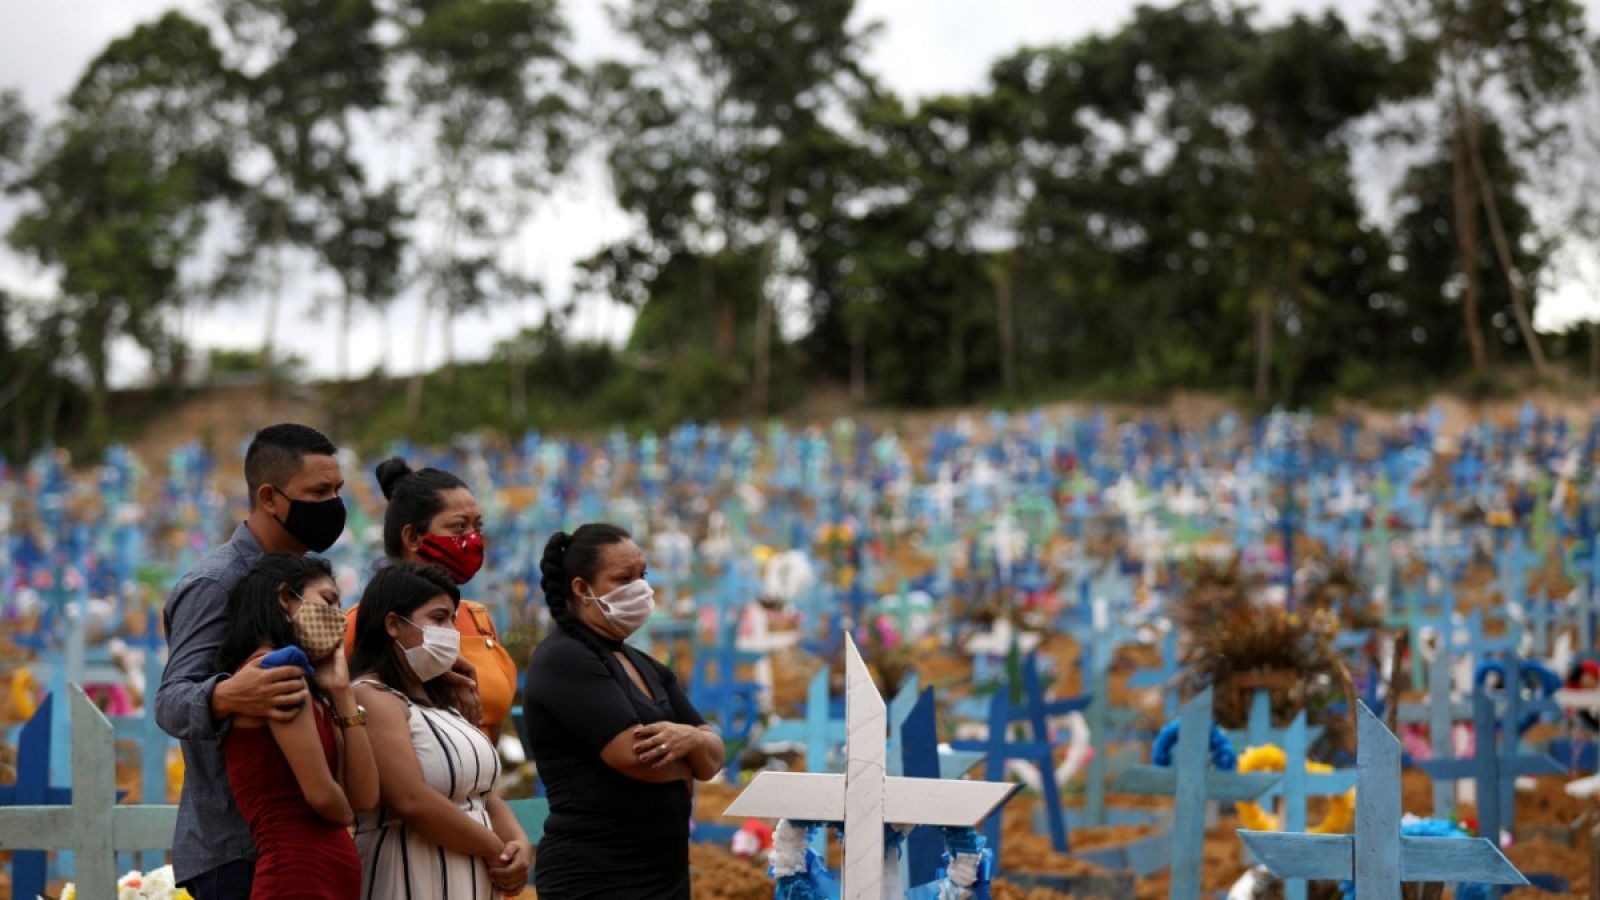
[396,616,461,682]
[587,578,655,635]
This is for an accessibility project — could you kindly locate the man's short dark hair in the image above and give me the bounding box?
[244,423,337,505]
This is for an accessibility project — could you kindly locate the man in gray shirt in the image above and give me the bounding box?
[156,423,347,898]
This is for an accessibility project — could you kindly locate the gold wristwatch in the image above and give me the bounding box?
[332,705,368,728]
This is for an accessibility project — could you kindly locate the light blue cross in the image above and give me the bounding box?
[1241,702,1528,896]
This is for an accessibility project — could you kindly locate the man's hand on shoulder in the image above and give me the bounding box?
[211,658,308,723]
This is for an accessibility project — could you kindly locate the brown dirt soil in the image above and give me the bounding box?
[518,845,774,900]
[689,843,775,900]
[911,649,972,691]
[1520,776,1596,831]
[768,648,825,718]
[1504,834,1591,899]
[995,798,1115,879]
[1068,822,1161,851]
[1134,817,1253,900]
[1403,767,1436,818]
[989,882,1075,900]
[695,781,747,829]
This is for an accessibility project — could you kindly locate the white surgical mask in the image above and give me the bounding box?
[397,616,461,682]
[587,578,655,635]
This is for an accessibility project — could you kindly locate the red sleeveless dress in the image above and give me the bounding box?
[224,701,360,899]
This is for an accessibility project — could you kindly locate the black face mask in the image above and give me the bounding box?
[271,486,347,553]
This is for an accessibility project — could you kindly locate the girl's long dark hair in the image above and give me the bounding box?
[215,552,334,676]
[539,523,632,662]
[349,562,461,709]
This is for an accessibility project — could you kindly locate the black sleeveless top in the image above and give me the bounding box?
[522,625,705,899]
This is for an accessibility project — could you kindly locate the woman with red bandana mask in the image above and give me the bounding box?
[344,458,519,744]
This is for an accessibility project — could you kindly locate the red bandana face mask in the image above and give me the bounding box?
[417,531,486,584]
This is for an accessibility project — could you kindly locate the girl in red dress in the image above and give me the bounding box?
[215,553,379,900]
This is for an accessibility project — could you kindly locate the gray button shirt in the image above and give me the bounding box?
[155,522,264,883]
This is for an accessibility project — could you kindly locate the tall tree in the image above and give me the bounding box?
[941,2,1405,405]
[595,0,878,415]
[216,0,400,385]
[1379,0,1593,377]
[8,13,238,441]
[395,0,579,422]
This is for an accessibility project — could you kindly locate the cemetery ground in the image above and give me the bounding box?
[15,392,1600,896]
[15,615,1599,899]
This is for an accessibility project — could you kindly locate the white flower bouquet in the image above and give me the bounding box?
[53,864,194,900]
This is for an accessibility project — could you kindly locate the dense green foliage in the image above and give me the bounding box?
[2,0,1598,455]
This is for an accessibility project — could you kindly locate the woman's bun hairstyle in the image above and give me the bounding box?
[374,456,415,501]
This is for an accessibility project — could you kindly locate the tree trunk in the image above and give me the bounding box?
[849,320,866,403]
[406,295,431,425]
[87,360,109,448]
[1591,319,1598,385]
[509,350,526,422]
[1451,93,1490,374]
[78,307,112,446]
[995,250,1018,395]
[509,293,527,422]
[378,311,391,376]
[1462,105,1550,377]
[1254,288,1273,407]
[442,306,457,387]
[410,179,461,424]
[10,399,28,461]
[40,375,61,451]
[752,174,786,417]
[262,204,285,398]
[703,255,733,365]
[338,295,353,384]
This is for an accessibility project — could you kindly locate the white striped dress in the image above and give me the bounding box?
[352,680,502,900]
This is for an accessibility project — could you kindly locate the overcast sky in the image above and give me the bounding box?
[3,0,1596,387]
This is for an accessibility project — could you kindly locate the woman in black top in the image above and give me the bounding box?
[523,523,724,899]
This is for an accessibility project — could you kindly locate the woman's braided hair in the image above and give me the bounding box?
[540,523,632,661]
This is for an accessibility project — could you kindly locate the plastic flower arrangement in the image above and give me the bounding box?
[60,864,193,900]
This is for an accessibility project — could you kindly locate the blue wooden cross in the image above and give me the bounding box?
[0,694,75,900]
[949,651,1088,867]
[1241,702,1528,896]
[1524,589,1568,662]
[1072,605,1150,828]
[1128,627,1181,720]
[1414,693,1563,856]
[1465,608,1515,665]
[896,685,990,887]
[686,622,763,773]
[1223,689,1325,757]
[1273,711,1357,900]
[1112,687,1279,900]
[1384,586,1438,691]
[759,669,846,774]
[1580,542,1600,651]
[888,675,985,782]
[1393,644,1474,816]
[899,686,948,888]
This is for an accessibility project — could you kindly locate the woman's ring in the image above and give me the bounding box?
[659,742,667,751]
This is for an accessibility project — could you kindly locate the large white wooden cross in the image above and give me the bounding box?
[725,635,1018,898]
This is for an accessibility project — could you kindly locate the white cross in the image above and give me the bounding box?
[964,618,1040,658]
[724,635,1017,899]
[988,513,1024,571]
[930,464,956,525]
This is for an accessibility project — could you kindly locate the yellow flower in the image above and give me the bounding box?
[1234,743,1353,835]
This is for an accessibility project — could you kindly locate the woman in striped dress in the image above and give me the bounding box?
[348,563,531,898]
